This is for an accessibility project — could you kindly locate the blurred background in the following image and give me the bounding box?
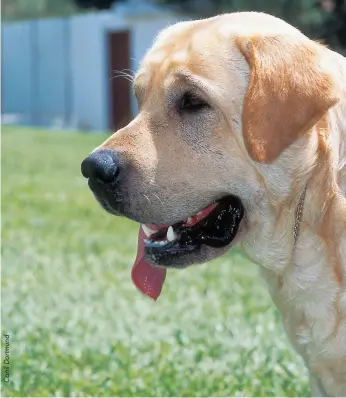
[1,0,345,396]
[2,0,346,131]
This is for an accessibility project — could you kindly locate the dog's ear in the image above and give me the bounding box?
[236,35,339,163]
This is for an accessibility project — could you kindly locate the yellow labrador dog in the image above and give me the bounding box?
[81,12,346,396]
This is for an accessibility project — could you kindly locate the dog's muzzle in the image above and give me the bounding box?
[81,149,124,214]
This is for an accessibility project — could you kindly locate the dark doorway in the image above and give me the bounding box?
[107,30,131,131]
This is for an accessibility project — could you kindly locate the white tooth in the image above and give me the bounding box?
[187,217,193,224]
[167,226,177,242]
[142,224,155,237]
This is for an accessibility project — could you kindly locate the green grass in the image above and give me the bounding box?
[1,126,309,397]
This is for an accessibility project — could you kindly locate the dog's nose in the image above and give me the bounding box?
[81,149,119,183]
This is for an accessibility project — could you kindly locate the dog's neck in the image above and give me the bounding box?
[250,49,346,275]
[296,147,345,273]
[240,49,346,329]
[296,55,346,274]
[296,49,346,254]
[240,48,346,396]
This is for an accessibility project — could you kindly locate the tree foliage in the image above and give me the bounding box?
[2,0,79,20]
[73,0,118,10]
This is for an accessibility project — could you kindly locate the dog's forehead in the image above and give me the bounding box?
[134,12,301,93]
[141,12,299,62]
[135,19,229,90]
[137,21,209,76]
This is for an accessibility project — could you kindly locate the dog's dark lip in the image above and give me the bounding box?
[88,179,122,215]
[144,195,244,266]
[95,195,116,215]
[88,178,115,193]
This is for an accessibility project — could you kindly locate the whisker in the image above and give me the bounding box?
[111,69,135,80]
[143,194,151,205]
[112,72,133,79]
[153,193,163,205]
[75,176,85,182]
[109,74,134,83]
[120,68,136,74]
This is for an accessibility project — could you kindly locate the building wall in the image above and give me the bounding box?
[2,9,184,131]
[36,18,70,127]
[2,22,34,125]
[70,12,111,131]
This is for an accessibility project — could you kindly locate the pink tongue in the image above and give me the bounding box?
[131,203,217,300]
[131,226,167,300]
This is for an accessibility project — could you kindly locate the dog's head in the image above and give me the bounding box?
[81,12,339,298]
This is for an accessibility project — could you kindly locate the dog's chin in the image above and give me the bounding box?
[144,242,232,268]
[142,195,245,269]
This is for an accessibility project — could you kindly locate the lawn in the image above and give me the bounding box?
[1,127,309,397]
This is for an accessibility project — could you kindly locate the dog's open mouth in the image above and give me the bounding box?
[131,195,244,300]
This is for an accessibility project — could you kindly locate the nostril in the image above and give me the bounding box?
[81,149,119,183]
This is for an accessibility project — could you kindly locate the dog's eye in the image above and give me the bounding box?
[179,92,209,113]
